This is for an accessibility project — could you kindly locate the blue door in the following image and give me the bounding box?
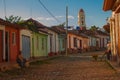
[22,35,30,59]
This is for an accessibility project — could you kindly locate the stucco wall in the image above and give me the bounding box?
[20,29,32,58]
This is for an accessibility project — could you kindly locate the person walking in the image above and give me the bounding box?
[106,41,111,60]
[101,41,111,60]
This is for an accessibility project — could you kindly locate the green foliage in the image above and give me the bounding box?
[19,21,38,32]
[5,15,39,32]
[89,25,99,31]
[5,15,23,23]
[103,24,110,33]
[57,22,66,27]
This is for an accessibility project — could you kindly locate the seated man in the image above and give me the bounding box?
[16,51,27,68]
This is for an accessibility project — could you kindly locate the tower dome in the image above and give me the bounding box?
[79,9,84,13]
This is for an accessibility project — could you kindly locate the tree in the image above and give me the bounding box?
[89,25,99,31]
[5,15,22,23]
[57,22,66,27]
[103,23,110,33]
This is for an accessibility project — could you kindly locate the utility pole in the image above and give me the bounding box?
[66,6,68,56]
[3,0,7,18]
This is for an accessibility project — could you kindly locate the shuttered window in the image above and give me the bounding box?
[12,32,16,45]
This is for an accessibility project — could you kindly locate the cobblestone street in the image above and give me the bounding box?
[0,51,120,80]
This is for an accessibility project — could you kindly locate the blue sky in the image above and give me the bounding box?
[0,0,111,28]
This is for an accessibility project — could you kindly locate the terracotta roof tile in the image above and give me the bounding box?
[68,30,88,38]
[51,26,66,34]
[26,18,47,28]
[0,18,24,29]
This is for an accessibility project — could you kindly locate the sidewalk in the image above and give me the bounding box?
[106,60,120,73]
[0,55,61,72]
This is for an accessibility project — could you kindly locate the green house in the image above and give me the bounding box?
[25,18,49,57]
[32,32,48,57]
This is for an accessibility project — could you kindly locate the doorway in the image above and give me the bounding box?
[5,31,9,62]
[22,35,30,59]
[0,30,3,62]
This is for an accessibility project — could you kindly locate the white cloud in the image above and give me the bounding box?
[36,17,45,20]
[68,15,74,19]
[35,15,65,21]
[46,17,55,21]
[21,15,75,26]
[38,15,74,21]
[23,17,30,20]
[55,16,64,18]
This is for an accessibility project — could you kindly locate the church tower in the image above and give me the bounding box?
[78,9,86,30]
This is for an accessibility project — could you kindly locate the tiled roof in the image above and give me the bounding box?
[76,29,109,38]
[26,18,47,28]
[26,18,49,33]
[0,18,24,29]
[96,30,109,36]
[68,30,88,38]
[50,26,66,34]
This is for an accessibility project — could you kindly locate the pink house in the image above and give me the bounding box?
[67,30,89,53]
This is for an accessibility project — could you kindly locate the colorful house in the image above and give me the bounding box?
[50,26,66,54]
[45,27,59,55]
[26,19,48,57]
[103,0,120,63]
[20,29,32,59]
[0,18,23,62]
[79,30,109,51]
[0,19,5,62]
[95,30,109,49]
[32,31,48,57]
[67,30,89,53]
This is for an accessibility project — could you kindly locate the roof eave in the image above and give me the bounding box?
[103,0,116,11]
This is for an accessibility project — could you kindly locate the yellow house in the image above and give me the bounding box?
[103,0,120,63]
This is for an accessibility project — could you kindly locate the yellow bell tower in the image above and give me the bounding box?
[78,9,86,30]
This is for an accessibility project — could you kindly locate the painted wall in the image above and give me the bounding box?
[58,35,65,52]
[83,38,89,49]
[20,29,32,59]
[32,32,48,57]
[5,26,20,62]
[47,29,59,53]
[67,33,88,49]
[89,37,97,47]
[96,35,109,48]
[109,12,120,60]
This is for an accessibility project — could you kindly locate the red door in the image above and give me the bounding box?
[0,30,3,62]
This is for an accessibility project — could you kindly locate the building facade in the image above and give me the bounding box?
[103,0,120,64]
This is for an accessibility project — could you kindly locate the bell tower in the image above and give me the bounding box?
[78,9,86,30]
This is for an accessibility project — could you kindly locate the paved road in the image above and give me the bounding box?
[0,51,120,80]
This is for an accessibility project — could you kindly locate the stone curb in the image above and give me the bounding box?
[105,60,120,73]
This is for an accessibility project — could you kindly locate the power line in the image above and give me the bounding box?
[38,0,61,23]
